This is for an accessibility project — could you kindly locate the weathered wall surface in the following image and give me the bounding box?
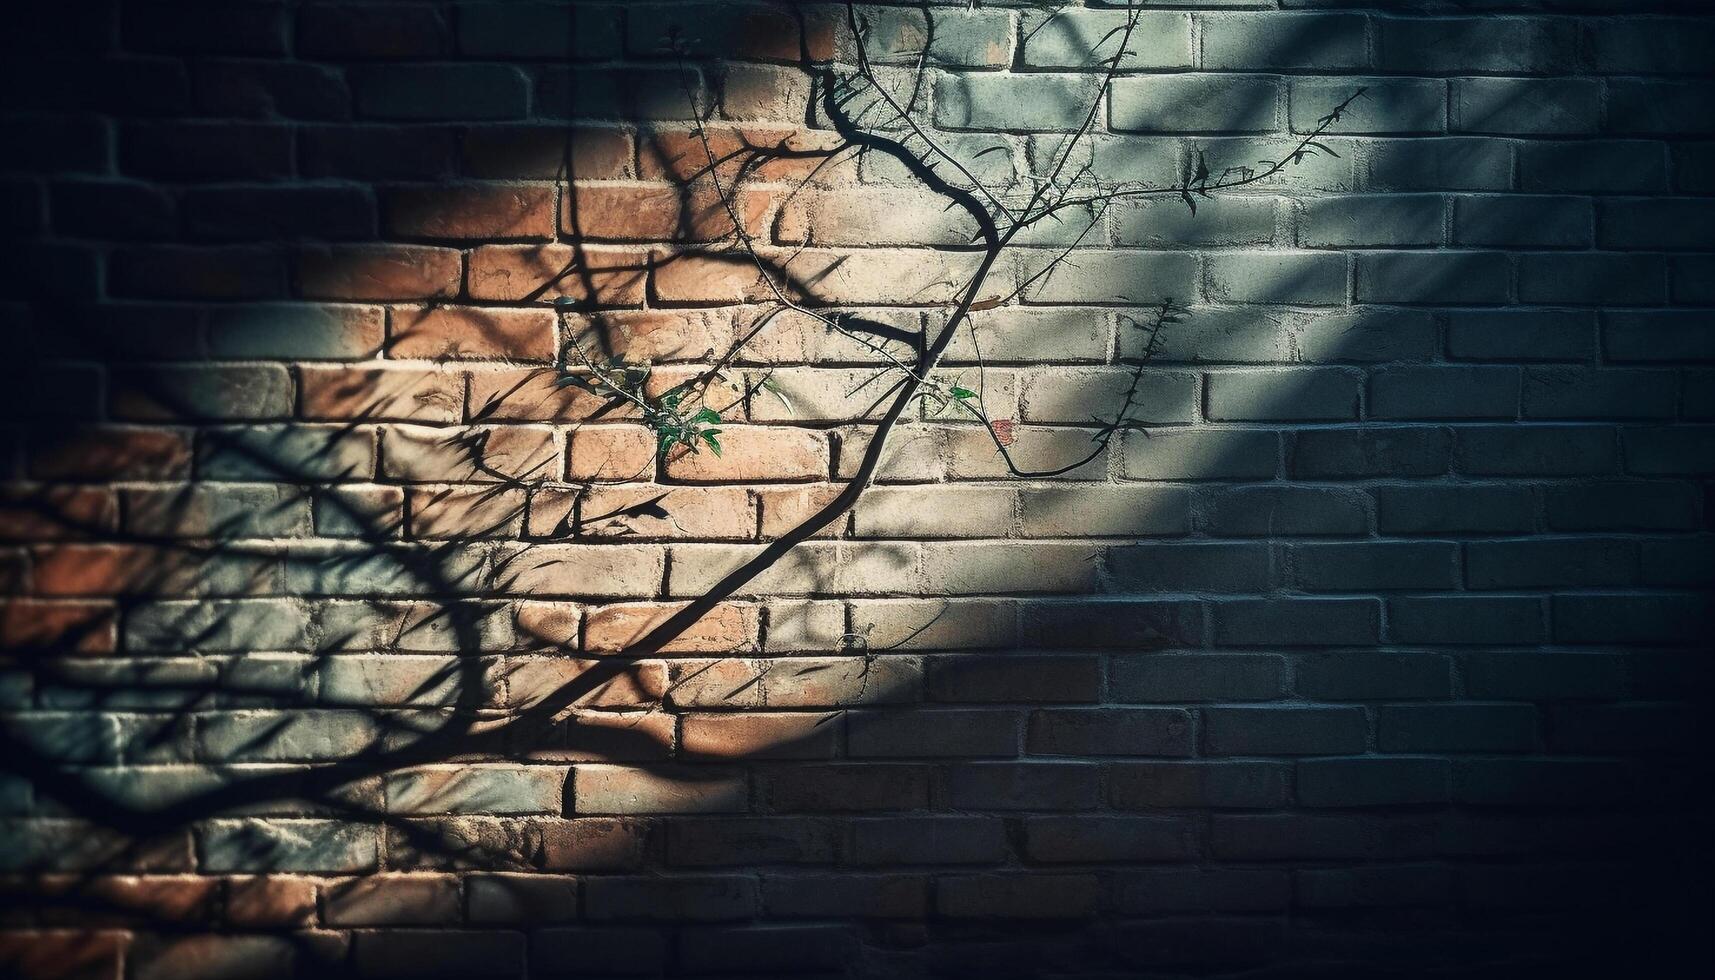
[2,1,1712,977]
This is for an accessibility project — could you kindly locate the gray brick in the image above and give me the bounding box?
[1378,705,1538,753]
[1545,482,1702,531]
[1112,196,1276,248]
[1291,78,1445,136]
[1206,369,1361,421]
[1300,194,1444,248]
[1452,78,1600,136]
[1460,653,1627,701]
[1110,75,1280,134]
[1116,868,1290,914]
[1289,427,1451,479]
[1598,198,1715,250]
[1387,596,1545,645]
[1018,485,1190,537]
[1607,79,1715,136]
[200,819,379,873]
[1623,426,1715,476]
[1523,367,1678,420]
[1205,252,1347,306]
[851,816,1009,864]
[1027,708,1194,757]
[1109,761,1290,810]
[1517,253,1667,306]
[1203,707,1367,756]
[934,73,1100,132]
[1453,196,1592,248]
[1454,425,1617,476]
[1519,141,1668,194]
[1357,252,1510,305]
[1296,864,1454,909]
[353,65,527,121]
[1552,594,1709,645]
[1295,653,1452,701]
[1121,429,1279,481]
[1020,251,1199,304]
[1468,538,1637,590]
[1446,310,1598,363]
[1362,138,1511,192]
[1112,654,1286,702]
[1286,542,1460,591]
[1020,10,1191,70]
[1369,367,1520,420]
[1020,599,1206,649]
[1107,542,1272,593]
[1376,18,1577,74]
[1198,485,1370,536]
[943,763,1102,811]
[1212,599,1380,647]
[1024,815,1199,862]
[1603,311,1715,364]
[859,7,1017,68]
[1201,14,1367,71]
[1296,758,1450,808]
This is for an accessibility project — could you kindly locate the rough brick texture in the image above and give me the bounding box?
[2,1,1711,977]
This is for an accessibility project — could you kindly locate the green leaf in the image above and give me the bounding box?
[691,407,721,425]
[700,430,722,456]
[658,429,680,455]
[950,386,977,400]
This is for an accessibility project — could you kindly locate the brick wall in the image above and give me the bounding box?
[3,1,1713,977]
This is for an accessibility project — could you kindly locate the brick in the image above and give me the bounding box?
[209,303,384,360]
[585,601,757,653]
[1287,541,1459,592]
[934,73,1101,132]
[109,246,284,300]
[1454,195,1592,249]
[1019,251,1199,306]
[1453,78,1599,135]
[1025,815,1199,862]
[942,762,1101,812]
[1301,194,1444,248]
[758,764,929,812]
[1517,253,1667,306]
[323,874,460,926]
[1362,137,1510,192]
[302,125,461,180]
[1624,426,1715,476]
[297,245,462,301]
[1454,425,1616,476]
[1523,368,1678,420]
[1607,80,1715,136]
[1111,75,1280,134]
[1107,542,1271,593]
[1113,654,1285,703]
[1446,309,1598,363]
[1019,598,1205,649]
[1198,486,1369,536]
[1389,596,1545,645]
[224,876,316,928]
[460,2,620,60]
[467,873,578,924]
[666,818,836,867]
[1379,705,1539,753]
[1552,593,1709,645]
[1520,140,1668,194]
[350,931,523,979]
[664,427,828,482]
[386,183,554,240]
[849,817,1007,865]
[301,366,462,423]
[532,927,667,975]
[1376,17,1576,74]
[130,935,298,980]
[1297,653,1452,701]
[937,874,1099,919]
[493,543,665,598]
[762,873,928,918]
[383,424,559,482]
[389,305,556,361]
[1202,14,1366,70]
[1604,311,1715,364]
[1213,598,1379,647]
[679,925,855,974]
[1357,252,1510,305]
[200,819,378,873]
[1206,251,1347,305]
[926,655,1100,704]
[1205,369,1360,421]
[1023,369,1195,425]
[538,66,706,122]
[1296,758,1450,808]
[1114,195,1276,248]
[1122,428,1278,481]
[682,711,841,760]
[1296,865,1453,909]
[121,122,291,180]
[466,244,648,305]
[1292,78,1444,136]
[464,125,630,180]
[1544,482,1702,531]
[1211,814,1438,861]
[1289,427,1451,479]
[848,709,1019,758]
[182,186,375,242]
[1021,10,1188,69]
[1117,868,1290,914]
[29,426,192,481]
[112,367,293,422]
[1027,708,1193,758]
[353,65,527,120]
[569,183,772,243]
[297,3,446,58]
[1204,707,1367,756]
[575,765,746,814]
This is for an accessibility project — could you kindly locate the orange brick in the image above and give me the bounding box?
[584,601,759,653]
[664,427,827,482]
[300,365,464,423]
[680,711,841,759]
[407,485,528,538]
[565,310,733,364]
[389,305,558,360]
[757,484,846,539]
[650,251,772,305]
[467,245,648,305]
[564,184,773,242]
[386,183,555,240]
[382,424,561,482]
[223,875,316,928]
[567,426,657,482]
[467,367,636,424]
[515,600,581,650]
[297,245,462,300]
[500,657,667,709]
[570,486,756,540]
[27,427,193,481]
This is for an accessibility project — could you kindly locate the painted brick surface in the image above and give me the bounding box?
[2,1,1712,977]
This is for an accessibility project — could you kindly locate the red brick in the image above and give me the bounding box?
[323,873,460,926]
[467,244,648,305]
[757,485,845,539]
[637,127,845,183]
[584,600,759,653]
[389,305,557,360]
[565,309,733,364]
[498,657,667,710]
[574,764,748,814]
[567,486,756,541]
[0,929,125,980]
[382,424,560,482]
[0,487,118,539]
[467,368,635,424]
[387,183,555,240]
[407,485,528,538]
[296,245,462,300]
[223,875,316,928]
[539,817,649,871]
[664,427,827,482]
